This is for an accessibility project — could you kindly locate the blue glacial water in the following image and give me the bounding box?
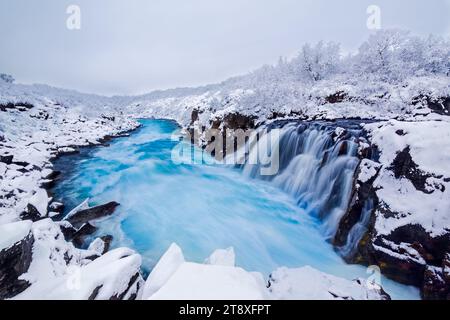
[52,119,419,299]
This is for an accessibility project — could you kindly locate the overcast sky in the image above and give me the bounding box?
[0,0,449,96]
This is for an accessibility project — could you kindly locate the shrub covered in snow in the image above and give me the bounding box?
[0,74,14,84]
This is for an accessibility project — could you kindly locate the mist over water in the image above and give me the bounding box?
[53,119,419,299]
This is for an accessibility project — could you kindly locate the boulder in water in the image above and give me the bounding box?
[66,201,120,227]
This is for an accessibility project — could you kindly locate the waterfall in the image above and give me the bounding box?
[338,198,374,257]
[240,120,364,242]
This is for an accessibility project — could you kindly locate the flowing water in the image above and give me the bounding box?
[52,119,419,299]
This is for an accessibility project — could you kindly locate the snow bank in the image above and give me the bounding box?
[143,244,389,300]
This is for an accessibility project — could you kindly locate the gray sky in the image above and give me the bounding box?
[0,0,449,96]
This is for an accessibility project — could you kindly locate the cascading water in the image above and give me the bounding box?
[241,121,366,243]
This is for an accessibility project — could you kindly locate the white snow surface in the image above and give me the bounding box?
[142,244,389,300]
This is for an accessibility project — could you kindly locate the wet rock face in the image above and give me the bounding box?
[334,160,380,253]
[0,232,34,299]
[66,202,120,227]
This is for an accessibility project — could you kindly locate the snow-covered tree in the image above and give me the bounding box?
[421,35,450,76]
[354,29,410,81]
[353,30,450,81]
[292,41,341,82]
[0,73,14,83]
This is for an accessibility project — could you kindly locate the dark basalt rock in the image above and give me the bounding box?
[13,161,30,167]
[412,95,450,116]
[0,102,34,112]
[190,109,200,126]
[88,285,103,300]
[0,232,34,299]
[67,202,120,227]
[59,222,78,241]
[385,224,450,266]
[0,155,13,165]
[223,112,257,130]
[100,235,113,254]
[110,273,141,300]
[20,204,44,222]
[352,278,391,300]
[87,273,141,300]
[325,91,348,104]
[42,169,61,180]
[58,148,80,156]
[210,112,257,131]
[334,163,380,251]
[72,223,98,248]
[390,147,432,194]
[334,134,449,298]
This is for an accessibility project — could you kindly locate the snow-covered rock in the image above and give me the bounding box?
[0,220,34,299]
[142,244,390,300]
[27,188,50,219]
[0,220,33,252]
[335,119,450,296]
[205,247,235,267]
[268,266,390,300]
[12,219,143,300]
